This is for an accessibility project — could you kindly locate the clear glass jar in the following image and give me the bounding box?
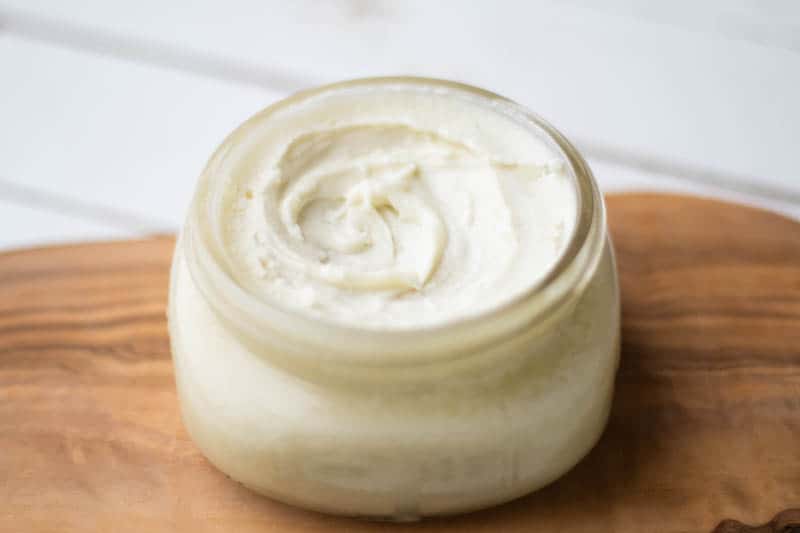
[168,78,620,519]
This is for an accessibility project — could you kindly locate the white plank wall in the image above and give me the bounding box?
[0,1,798,249]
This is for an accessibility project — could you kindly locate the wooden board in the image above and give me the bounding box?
[1,193,798,533]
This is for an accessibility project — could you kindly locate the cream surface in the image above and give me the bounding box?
[221,85,577,327]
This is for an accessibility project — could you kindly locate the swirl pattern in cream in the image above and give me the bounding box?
[220,85,577,327]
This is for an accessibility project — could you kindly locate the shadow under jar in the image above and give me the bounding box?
[168,77,620,520]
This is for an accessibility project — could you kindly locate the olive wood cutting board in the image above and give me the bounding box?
[1,193,798,533]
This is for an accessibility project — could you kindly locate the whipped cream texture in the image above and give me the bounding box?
[220,84,577,327]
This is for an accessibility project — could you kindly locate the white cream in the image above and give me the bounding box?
[169,79,619,519]
[221,87,577,327]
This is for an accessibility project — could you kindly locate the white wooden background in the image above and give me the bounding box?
[1,0,799,250]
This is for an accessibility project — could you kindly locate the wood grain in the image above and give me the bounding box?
[1,193,798,532]
[712,509,800,533]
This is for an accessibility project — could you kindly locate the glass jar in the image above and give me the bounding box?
[168,78,620,519]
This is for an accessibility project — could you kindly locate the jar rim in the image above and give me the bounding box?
[183,76,606,366]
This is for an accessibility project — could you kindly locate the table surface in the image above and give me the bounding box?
[2,194,798,532]
[1,1,799,251]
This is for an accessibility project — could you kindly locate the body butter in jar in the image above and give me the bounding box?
[168,78,619,519]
